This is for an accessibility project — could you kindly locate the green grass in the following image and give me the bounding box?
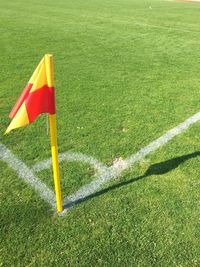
[1,0,200,265]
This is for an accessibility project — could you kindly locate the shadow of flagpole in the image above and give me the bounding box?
[63,151,200,209]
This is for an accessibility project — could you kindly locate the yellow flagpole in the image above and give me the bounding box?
[45,54,63,212]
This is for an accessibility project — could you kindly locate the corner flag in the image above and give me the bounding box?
[5,55,63,212]
[6,55,55,133]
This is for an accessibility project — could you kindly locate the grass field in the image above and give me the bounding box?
[1,0,200,265]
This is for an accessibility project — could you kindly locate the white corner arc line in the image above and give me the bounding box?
[0,143,55,208]
[32,152,107,175]
[60,111,200,215]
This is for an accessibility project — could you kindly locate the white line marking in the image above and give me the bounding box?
[1,111,200,215]
[32,152,107,175]
[60,111,200,215]
[0,143,55,208]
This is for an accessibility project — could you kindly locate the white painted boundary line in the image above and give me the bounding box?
[60,111,200,215]
[0,143,56,208]
[1,111,200,215]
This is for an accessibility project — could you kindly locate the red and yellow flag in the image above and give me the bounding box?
[5,54,63,212]
[5,54,56,134]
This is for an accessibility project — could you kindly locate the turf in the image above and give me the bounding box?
[1,0,200,265]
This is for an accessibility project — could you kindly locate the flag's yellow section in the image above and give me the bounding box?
[45,54,54,87]
[30,60,47,93]
[29,57,44,84]
[5,102,29,134]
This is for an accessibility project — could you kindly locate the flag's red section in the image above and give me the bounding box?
[9,83,33,119]
[25,85,55,123]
